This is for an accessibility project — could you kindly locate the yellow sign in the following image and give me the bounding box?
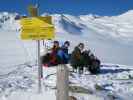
[21,16,53,27]
[37,16,52,24]
[20,16,55,40]
[21,27,54,40]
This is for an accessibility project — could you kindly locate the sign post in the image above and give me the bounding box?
[20,5,55,93]
[37,39,42,93]
[29,5,42,93]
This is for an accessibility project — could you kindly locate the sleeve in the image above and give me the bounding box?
[63,52,69,59]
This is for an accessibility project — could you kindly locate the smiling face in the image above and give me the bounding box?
[53,41,59,48]
[78,43,84,51]
[54,43,59,48]
[64,43,69,48]
[79,45,84,51]
[63,41,70,48]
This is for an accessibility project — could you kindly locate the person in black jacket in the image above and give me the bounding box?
[70,43,85,74]
[82,50,101,74]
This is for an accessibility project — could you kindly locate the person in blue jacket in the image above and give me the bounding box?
[57,41,70,64]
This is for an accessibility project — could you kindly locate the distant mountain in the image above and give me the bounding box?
[51,10,133,42]
[0,10,133,41]
[0,12,20,30]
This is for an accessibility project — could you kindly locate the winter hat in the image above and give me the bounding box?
[64,41,70,46]
[78,43,84,47]
[53,40,59,44]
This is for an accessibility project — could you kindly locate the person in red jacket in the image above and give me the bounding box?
[49,41,60,66]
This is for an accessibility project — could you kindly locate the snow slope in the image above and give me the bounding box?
[1,64,133,100]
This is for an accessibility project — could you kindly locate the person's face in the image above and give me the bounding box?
[64,43,69,48]
[54,43,59,48]
[79,45,84,51]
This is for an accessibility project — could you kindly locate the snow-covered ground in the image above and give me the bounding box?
[0,64,133,100]
[0,10,133,100]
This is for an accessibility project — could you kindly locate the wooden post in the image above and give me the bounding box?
[56,64,69,100]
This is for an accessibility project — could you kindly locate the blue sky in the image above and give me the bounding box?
[0,0,133,16]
